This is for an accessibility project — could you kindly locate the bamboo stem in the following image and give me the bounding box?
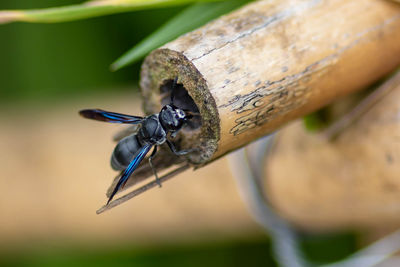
[140,0,400,167]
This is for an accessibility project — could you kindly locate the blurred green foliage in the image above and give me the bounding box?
[301,232,358,264]
[111,0,250,70]
[303,108,330,132]
[0,0,250,102]
[0,0,223,24]
[0,1,188,102]
[0,239,276,267]
[0,233,357,267]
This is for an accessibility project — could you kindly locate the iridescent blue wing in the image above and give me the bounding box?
[79,109,143,124]
[107,144,152,204]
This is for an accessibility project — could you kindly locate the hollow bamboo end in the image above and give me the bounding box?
[140,48,220,165]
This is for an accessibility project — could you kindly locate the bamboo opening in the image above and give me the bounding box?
[140,49,220,165]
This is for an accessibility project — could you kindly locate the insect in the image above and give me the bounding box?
[79,78,196,205]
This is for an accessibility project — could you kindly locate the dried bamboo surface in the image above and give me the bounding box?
[141,0,400,167]
[267,72,400,231]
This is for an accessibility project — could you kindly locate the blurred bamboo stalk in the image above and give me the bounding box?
[267,71,400,230]
[140,0,400,168]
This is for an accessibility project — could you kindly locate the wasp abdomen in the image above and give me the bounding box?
[111,135,142,171]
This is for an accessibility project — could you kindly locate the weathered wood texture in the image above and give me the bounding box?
[267,72,400,231]
[140,0,400,166]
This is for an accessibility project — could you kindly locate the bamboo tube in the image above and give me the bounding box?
[266,72,400,231]
[140,0,400,166]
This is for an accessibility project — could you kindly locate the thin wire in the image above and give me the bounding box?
[228,134,307,267]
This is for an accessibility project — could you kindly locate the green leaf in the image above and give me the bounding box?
[0,0,223,24]
[303,109,330,132]
[111,0,250,71]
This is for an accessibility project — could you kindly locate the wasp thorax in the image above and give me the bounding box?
[139,117,157,138]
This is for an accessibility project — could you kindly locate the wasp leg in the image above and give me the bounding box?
[170,132,178,139]
[148,145,161,188]
[166,140,195,156]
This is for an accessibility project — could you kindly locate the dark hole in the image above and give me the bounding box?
[160,79,201,130]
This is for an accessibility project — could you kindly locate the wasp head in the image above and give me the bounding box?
[159,104,188,132]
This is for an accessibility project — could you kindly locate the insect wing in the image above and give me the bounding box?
[79,109,143,124]
[107,144,152,204]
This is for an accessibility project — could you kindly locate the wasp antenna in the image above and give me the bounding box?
[170,76,178,104]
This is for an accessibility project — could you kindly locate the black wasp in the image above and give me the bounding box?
[80,78,196,204]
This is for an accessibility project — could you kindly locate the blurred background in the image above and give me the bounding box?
[0,0,361,266]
